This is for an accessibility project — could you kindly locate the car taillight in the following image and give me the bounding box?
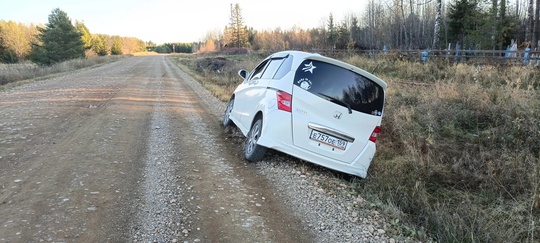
[369,126,381,142]
[277,91,292,112]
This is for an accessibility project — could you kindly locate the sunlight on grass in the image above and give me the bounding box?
[0,56,124,88]
[170,52,540,242]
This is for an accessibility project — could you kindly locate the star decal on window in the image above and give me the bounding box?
[302,61,316,74]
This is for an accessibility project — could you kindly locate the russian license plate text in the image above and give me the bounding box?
[310,130,347,150]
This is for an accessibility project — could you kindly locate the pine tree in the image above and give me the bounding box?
[335,20,350,50]
[448,0,480,45]
[0,44,18,63]
[111,36,123,55]
[327,13,338,49]
[75,21,92,50]
[349,16,361,50]
[92,34,108,56]
[227,3,249,48]
[31,8,84,65]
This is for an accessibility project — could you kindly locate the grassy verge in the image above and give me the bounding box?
[0,56,125,89]
[355,56,540,242]
[169,53,268,102]
[171,52,539,242]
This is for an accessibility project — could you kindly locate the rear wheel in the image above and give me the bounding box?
[245,117,266,161]
[223,98,234,127]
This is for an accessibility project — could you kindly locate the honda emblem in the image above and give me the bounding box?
[334,111,342,119]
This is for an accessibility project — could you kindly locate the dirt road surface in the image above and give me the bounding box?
[0,56,313,242]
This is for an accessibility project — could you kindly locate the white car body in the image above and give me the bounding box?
[223,50,387,178]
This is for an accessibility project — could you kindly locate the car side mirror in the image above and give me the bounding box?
[238,69,248,79]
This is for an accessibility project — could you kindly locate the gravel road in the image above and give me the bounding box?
[0,56,409,242]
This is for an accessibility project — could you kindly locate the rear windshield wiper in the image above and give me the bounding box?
[317,93,352,114]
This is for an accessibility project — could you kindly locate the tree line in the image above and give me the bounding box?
[0,8,147,65]
[197,1,540,53]
[3,1,539,64]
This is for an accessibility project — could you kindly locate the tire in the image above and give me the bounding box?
[245,117,267,162]
[223,98,234,127]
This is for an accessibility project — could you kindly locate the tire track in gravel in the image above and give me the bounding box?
[128,56,313,242]
[129,58,199,241]
[0,56,313,242]
[0,57,154,242]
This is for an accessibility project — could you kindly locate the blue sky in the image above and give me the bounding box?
[1,0,369,44]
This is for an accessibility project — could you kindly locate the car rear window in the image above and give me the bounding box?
[293,59,384,116]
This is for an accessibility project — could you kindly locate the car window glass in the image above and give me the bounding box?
[293,60,385,116]
[273,55,293,80]
[249,59,269,80]
[261,58,285,79]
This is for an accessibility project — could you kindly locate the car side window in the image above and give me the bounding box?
[261,58,285,79]
[272,55,293,80]
[248,59,269,81]
[248,55,292,81]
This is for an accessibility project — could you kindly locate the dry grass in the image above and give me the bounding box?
[345,54,540,242]
[169,53,266,102]
[171,52,540,242]
[0,56,124,88]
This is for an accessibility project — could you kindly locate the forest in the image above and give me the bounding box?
[1,0,540,62]
[0,9,147,64]
[198,0,540,54]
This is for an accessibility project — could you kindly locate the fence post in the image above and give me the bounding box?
[523,47,530,64]
[421,51,429,63]
[455,44,461,62]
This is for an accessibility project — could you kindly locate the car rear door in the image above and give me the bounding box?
[291,59,385,163]
[234,54,291,131]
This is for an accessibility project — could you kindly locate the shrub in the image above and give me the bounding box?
[0,47,18,64]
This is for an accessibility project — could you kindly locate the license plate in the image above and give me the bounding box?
[309,130,347,150]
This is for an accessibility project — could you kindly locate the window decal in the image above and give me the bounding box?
[371,110,382,116]
[302,61,316,74]
[297,78,312,90]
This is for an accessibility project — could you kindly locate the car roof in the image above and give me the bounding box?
[270,50,387,90]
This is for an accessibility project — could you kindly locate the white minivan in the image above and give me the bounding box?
[223,50,387,178]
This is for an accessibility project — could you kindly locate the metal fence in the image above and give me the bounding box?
[320,49,540,66]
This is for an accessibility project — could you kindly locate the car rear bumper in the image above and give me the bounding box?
[265,141,375,178]
[255,105,376,178]
[258,113,375,178]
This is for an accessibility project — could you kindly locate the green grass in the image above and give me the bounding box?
[171,52,540,242]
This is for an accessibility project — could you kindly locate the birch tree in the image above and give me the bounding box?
[433,0,443,49]
[526,0,534,42]
[534,0,540,47]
